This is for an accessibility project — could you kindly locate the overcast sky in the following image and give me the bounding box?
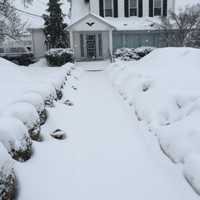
[176,0,200,10]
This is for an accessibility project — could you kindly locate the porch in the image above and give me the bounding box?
[67,13,115,61]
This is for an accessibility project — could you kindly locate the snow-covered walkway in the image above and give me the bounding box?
[15,69,198,200]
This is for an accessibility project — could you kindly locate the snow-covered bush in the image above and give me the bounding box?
[114,48,140,61]
[0,117,32,161]
[28,83,57,107]
[134,47,156,57]
[45,48,74,66]
[114,47,156,61]
[15,92,48,125]
[0,143,16,199]
[2,103,41,141]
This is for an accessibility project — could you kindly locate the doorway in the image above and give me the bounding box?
[86,34,96,59]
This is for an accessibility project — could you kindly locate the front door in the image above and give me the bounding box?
[86,34,96,59]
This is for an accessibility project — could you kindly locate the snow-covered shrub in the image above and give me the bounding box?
[45,48,74,66]
[0,117,32,161]
[158,109,200,163]
[15,92,48,125]
[2,103,41,141]
[44,79,64,100]
[134,47,156,57]
[114,47,156,61]
[0,143,16,199]
[29,83,57,107]
[114,48,140,61]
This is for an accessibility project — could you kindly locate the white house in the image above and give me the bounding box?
[67,0,175,61]
[29,0,176,60]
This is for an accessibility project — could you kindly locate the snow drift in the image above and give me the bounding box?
[108,47,200,195]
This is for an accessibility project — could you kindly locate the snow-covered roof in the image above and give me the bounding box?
[105,17,161,31]
[67,13,116,30]
[67,13,161,31]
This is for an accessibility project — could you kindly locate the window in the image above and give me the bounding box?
[154,0,162,16]
[9,47,26,53]
[0,48,4,53]
[104,0,113,17]
[129,0,137,16]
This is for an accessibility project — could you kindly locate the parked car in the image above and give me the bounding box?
[0,46,36,66]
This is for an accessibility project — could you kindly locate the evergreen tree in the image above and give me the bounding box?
[43,0,68,49]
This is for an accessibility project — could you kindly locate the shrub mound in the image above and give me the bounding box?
[0,143,16,200]
[29,83,57,107]
[114,47,156,61]
[0,117,32,162]
[15,92,48,125]
[45,48,74,66]
[2,103,41,141]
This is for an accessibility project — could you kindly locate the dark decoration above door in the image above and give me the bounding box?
[86,22,95,27]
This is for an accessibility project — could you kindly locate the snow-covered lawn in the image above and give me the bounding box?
[15,66,198,199]
[108,47,200,195]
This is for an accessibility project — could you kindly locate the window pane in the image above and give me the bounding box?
[9,47,26,53]
[154,0,161,8]
[105,9,112,17]
[130,8,137,16]
[154,8,161,15]
[104,0,112,17]
[0,48,4,53]
[130,0,137,8]
[105,0,112,9]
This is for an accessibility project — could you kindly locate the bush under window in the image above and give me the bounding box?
[45,48,74,66]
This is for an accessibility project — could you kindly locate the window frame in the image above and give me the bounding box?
[104,0,114,17]
[129,0,138,17]
[153,0,163,16]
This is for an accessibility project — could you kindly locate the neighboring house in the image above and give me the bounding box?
[67,0,175,61]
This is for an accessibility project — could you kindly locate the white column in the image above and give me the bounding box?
[109,30,113,55]
[69,31,74,49]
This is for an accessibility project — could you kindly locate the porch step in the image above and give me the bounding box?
[75,60,110,71]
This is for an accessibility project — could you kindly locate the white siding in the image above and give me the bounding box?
[90,0,99,15]
[31,29,47,58]
[118,0,124,17]
[71,0,89,22]
[143,0,149,16]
